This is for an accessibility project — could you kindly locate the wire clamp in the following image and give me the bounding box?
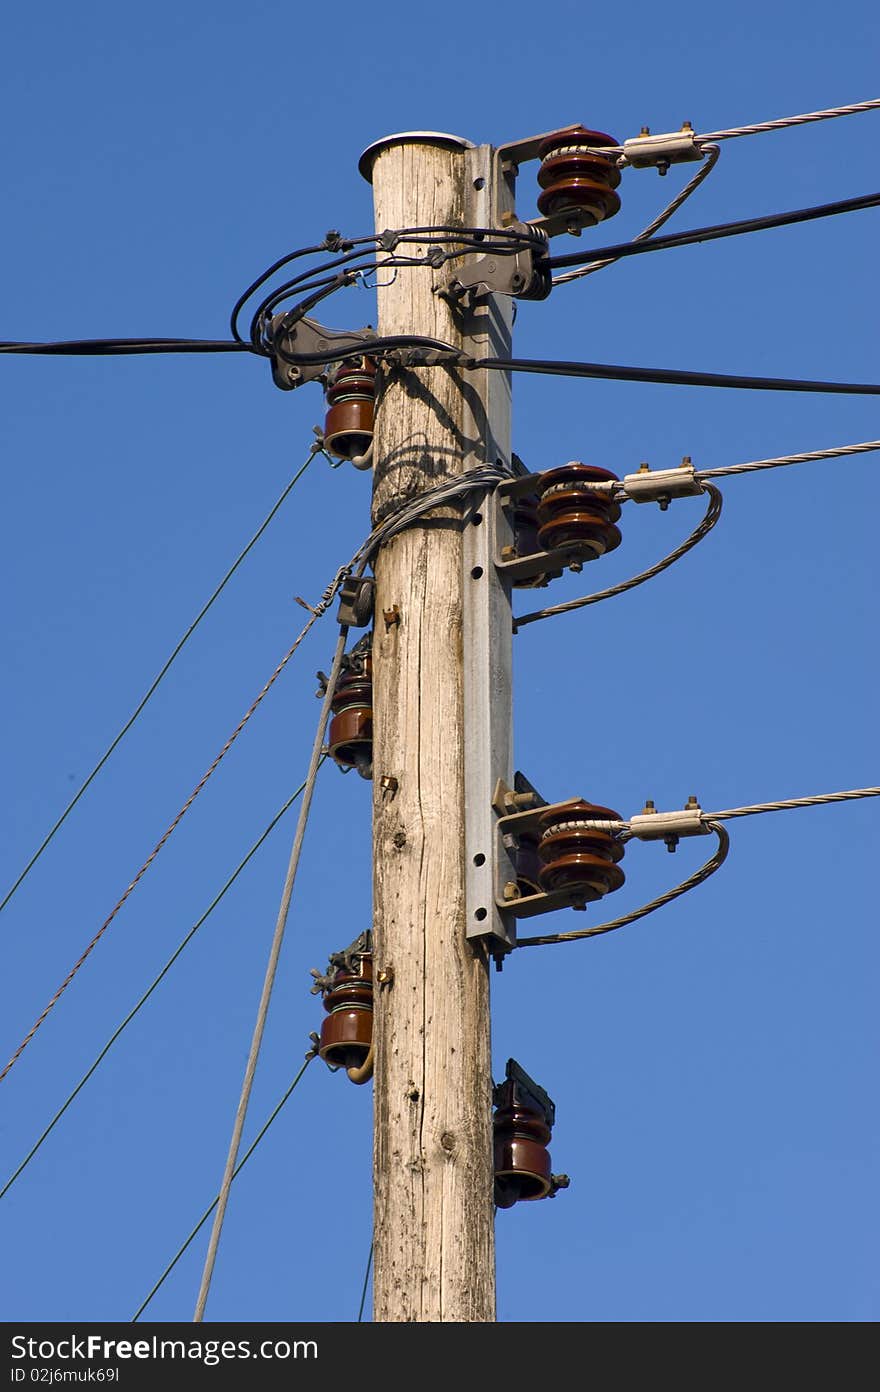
[269,314,378,391]
[621,459,703,506]
[629,797,710,846]
[621,124,705,173]
[442,222,551,307]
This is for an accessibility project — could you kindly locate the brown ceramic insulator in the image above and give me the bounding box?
[319,957,373,1070]
[537,800,626,899]
[536,464,622,555]
[536,127,621,223]
[324,356,376,460]
[493,1101,553,1206]
[328,663,373,773]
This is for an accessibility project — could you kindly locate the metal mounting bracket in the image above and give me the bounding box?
[269,314,378,391]
[442,221,551,307]
[493,777,610,918]
[493,471,608,585]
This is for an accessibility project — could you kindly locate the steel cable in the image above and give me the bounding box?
[0,447,319,918]
[131,1055,315,1322]
[192,626,349,1321]
[0,773,320,1204]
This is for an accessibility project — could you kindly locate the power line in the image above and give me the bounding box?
[470,354,880,397]
[514,485,722,631]
[545,190,880,272]
[131,1055,315,1323]
[698,98,880,144]
[0,774,319,1205]
[193,625,349,1322]
[569,99,880,158]
[706,787,880,822]
[0,572,347,1086]
[0,338,253,356]
[0,448,319,919]
[531,785,880,837]
[516,823,729,949]
[696,438,880,480]
[553,145,721,286]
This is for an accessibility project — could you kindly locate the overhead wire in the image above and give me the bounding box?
[696,438,880,480]
[0,447,320,919]
[565,98,880,158]
[545,190,880,272]
[0,566,349,1085]
[468,354,880,396]
[0,771,321,1205]
[131,1054,315,1323]
[514,485,722,631]
[698,98,880,144]
[0,338,253,356]
[193,624,349,1321]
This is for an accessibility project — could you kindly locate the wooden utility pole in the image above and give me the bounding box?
[359,132,514,1322]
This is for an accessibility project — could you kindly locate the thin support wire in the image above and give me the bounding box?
[192,626,350,1322]
[0,772,320,1205]
[0,574,346,1087]
[0,449,318,919]
[514,486,722,631]
[131,1056,315,1323]
[357,1242,374,1322]
[515,823,729,949]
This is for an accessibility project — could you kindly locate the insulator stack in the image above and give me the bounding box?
[327,637,373,779]
[536,127,622,225]
[323,356,376,466]
[535,464,622,558]
[314,936,374,1077]
[537,800,626,902]
[493,1060,569,1209]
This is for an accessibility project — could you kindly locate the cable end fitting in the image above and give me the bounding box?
[629,804,710,841]
[621,128,705,171]
[621,462,702,504]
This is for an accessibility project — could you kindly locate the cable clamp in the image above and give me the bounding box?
[621,127,704,173]
[442,222,551,307]
[269,314,378,391]
[621,460,703,506]
[629,800,710,843]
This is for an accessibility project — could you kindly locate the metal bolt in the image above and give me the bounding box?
[642,799,656,814]
[502,881,521,902]
[686,795,700,809]
[380,775,399,796]
[377,964,395,987]
[640,125,651,136]
[383,605,401,629]
[638,461,651,472]
[500,544,517,562]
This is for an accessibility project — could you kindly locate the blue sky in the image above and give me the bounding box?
[1,0,877,1323]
